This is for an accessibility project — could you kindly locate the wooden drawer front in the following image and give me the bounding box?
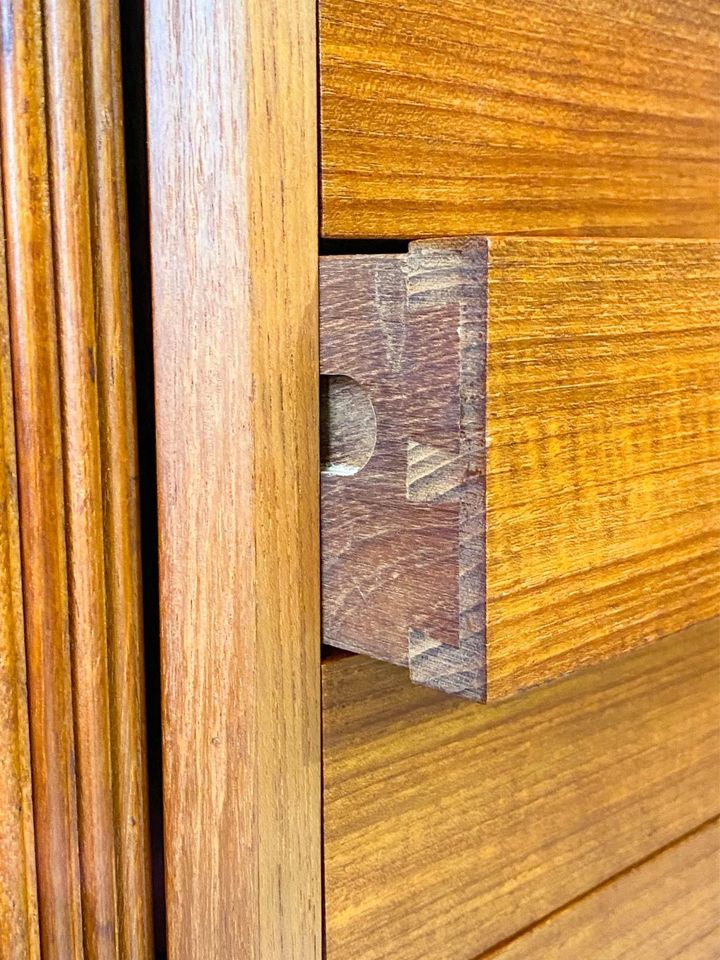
[322,620,720,960]
[486,821,720,960]
[320,238,720,700]
[319,0,720,239]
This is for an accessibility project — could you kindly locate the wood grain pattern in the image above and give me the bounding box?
[323,618,720,960]
[2,0,153,953]
[321,243,487,697]
[482,820,720,960]
[44,1,119,953]
[320,0,720,238]
[0,2,85,954]
[83,0,154,951]
[320,238,720,699]
[0,173,40,960]
[485,237,720,696]
[147,0,322,956]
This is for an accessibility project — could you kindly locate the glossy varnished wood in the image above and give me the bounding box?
[320,0,720,238]
[320,238,720,699]
[147,0,322,956]
[482,820,720,960]
[1,0,152,953]
[44,1,119,952]
[485,237,719,695]
[83,0,154,951]
[0,2,84,954]
[323,619,720,960]
[0,181,40,960]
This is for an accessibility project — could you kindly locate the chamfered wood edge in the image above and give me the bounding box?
[248,3,322,955]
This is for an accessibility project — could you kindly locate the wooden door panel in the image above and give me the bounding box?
[0,1,153,954]
[147,0,323,955]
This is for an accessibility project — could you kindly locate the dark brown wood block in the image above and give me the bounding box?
[320,238,720,700]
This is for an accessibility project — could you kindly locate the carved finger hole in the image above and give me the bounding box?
[320,374,377,476]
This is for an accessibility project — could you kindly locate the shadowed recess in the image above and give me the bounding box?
[320,374,377,475]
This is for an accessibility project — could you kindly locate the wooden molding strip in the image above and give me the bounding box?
[82,0,155,952]
[320,237,720,700]
[323,618,720,960]
[0,3,84,952]
[0,163,40,960]
[147,0,322,957]
[320,0,720,238]
[44,0,120,949]
[1,1,153,954]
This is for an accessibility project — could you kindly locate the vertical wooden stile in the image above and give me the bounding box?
[0,1,85,955]
[147,0,322,956]
[82,0,154,954]
[0,172,40,960]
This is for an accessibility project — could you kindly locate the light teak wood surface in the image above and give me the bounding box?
[44,0,119,951]
[482,820,720,960]
[320,238,720,699]
[0,175,40,960]
[320,0,720,238]
[322,619,720,960]
[485,238,719,695]
[1,0,153,954]
[0,2,84,952]
[147,0,322,957]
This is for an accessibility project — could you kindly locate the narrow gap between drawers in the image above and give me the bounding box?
[474,815,720,960]
[320,238,410,256]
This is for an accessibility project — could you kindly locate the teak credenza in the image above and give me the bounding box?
[1,0,717,957]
